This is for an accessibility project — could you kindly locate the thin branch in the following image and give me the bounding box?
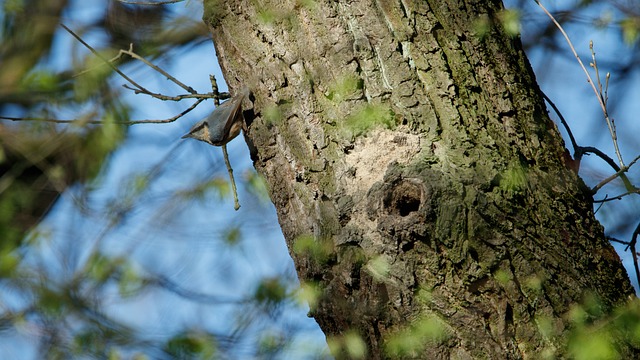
[222,145,240,211]
[541,91,579,157]
[594,189,640,203]
[534,2,602,111]
[1,116,94,124]
[72,50,130,78]
[127,97,206,124]
[61,24,147,94]
[594,198,605,214]
[210,75,220,104]
[630,222,640,287]
[17,25,225,125]
[542,93,637,194]
[119,44,197,94]
[582,146,620,171]
[577,146,635,194]
[591,154,640,193]
[590,41,623,167]
[145,274,247,304]
[0,98,204,125]
[534,1,625,167]
[607,236,629,246]
[116,0,184,4]
[590,41,605,105]
[121,84,216,100]
[63,24,218,103]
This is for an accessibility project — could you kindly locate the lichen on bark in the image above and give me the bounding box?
[204,0,635,357]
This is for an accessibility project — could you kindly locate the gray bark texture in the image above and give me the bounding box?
[203,0,635,358]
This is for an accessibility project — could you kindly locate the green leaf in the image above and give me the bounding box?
[295,281,321,310]
[385,314,448,356]
[499,162,529,193]
[326,75,362,103]
[118,263,144,298]
[292,234,333,263]
[164,331,217,360]
[365,255,390,282]
[19,70,60,93]
[327,331,367,360]
[621,16,640,45]
[254,277,287,304]
[223,226,242,246]
[244,170,271,203]
[499,9,521,37]
[343,104,394,137]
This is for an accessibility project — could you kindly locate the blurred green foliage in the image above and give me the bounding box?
[499,161,530,193]
[385,314,448,357]
[342,104,395,138]
[325,75,363,103]
[327,331,367,360]
[164,331,218,359]
[566,295,640,359]
[293,234,335,264]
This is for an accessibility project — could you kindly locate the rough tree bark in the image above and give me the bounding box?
[203,0,634,358]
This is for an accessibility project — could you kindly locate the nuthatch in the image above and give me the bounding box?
[182,88,249,146]
[182,88,249,211]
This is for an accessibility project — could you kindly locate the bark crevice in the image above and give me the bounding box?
[204,0,635,357]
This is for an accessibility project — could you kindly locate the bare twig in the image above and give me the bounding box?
[119,44,197,94]
[127,98,206,124]
[607,236,629,246]
[541,91,579,158]
[579,146,635,193]
[72,50,131,78]
[62,24,221,101]
[0,98,204,125]
[534,2,601,108]
[590,41,623,167]
[608,233,640,287]
[590,41,605,106]
[222,145,240,211]
[594,189,640,203]
[31,25,227,125]
[121,84,215,100]
[210,75,220,99]
[1,116,100,124]
[61,24,147,94]
[116,0,184,4]
[591,154,640,193]
[541,92,636,193]
[535,1,625,167]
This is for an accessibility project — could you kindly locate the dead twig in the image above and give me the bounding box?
[116,0,184,5]
[3,25,223,125]
[0,98,205,125]
[535,1,625,167]
[591,155,640,193]
[542,92,636,193]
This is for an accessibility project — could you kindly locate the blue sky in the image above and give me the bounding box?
[2,0,328,358]
[514,0,640,288]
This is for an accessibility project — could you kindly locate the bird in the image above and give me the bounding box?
[182,88,248,146]
[181,88,250,211]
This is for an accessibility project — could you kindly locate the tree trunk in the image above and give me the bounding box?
[203,0,634,358]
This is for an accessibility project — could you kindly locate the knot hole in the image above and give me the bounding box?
[385,180,422,216]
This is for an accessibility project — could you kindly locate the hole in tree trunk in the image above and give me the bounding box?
[384,180,422,216]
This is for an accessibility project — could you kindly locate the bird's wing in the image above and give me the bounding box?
[208,93,246,145]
